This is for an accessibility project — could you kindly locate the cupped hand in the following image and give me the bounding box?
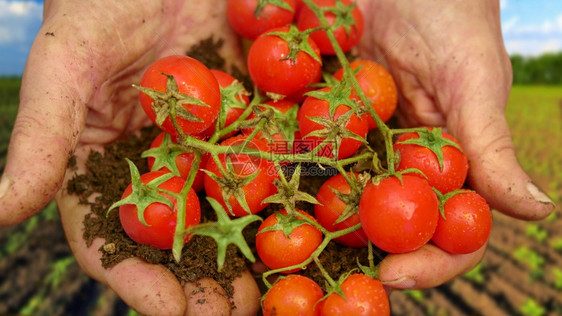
[356,0,556,290]
[1,1,259,315]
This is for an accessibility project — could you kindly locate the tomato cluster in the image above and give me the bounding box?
[107,0,494,314]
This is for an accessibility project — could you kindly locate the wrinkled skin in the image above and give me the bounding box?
[0,0,556,314]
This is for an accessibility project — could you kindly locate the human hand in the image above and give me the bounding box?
[0,1,259,315]
[356,0,556,290]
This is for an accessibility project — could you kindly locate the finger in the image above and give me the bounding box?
[448,86,556,220]
[184,278,231,316]
[0,28,86,225]
[230,270,261,316]
[57,146,186,315]
[378,243,486,290]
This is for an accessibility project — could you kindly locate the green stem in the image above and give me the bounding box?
[313,256,337,288]
[171,151,202,262]
[302,0,397,172]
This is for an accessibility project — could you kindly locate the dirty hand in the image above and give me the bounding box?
[356,0,556,290]
[0,1,259,315]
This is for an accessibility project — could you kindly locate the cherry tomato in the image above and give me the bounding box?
[227,0,297,40]
[247,25,322,97]
[256,209,323,273]
[321,274,390,316]
[432,190,492,254]
[118,171,201,250]
[201,69,250,139]
[359,174,439,254]
[334,59,397,129]
[262,274,323,316]
[203,135,277,217]
[314,173,368,248]
[146,132,208,192]
[298,87,368,159]
[138,55,221,137]
[297,0,364,55]
[394,128,469,194]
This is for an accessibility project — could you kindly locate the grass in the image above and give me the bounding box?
[0,77,21,170]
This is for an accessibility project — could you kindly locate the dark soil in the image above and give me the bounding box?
[65,123,382,299]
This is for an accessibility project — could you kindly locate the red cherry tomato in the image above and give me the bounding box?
[297,0,364,55]
[118,171,201,250]
[247,25,322,97]
[394,128,469,194]
[227,0,297,40]
[314,173,368,248]
[262,274,324,316]
[334,59,398,129]
[201,69,250,139]
[138,55,221,137]
[146,132,208,192]
[432,190,492,254]
[321,274,390,316]
[256,209,323,273]
[203,135,277,217]
[359,174,439,253]
[298,87,368,159]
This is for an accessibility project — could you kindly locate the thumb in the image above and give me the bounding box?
[449,88,556,221]
[0,35,85,225]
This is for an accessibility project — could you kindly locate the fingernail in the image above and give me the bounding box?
[0,175,12,199]
[526,182,555,205]
[381,276,416,289]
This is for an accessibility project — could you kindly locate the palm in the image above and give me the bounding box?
[38,1,254,315]
[56,1,245,146]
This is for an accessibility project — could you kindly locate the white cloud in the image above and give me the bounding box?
[0,0,43,75]
[540,39,562,53]
[0,0,42,44]
[557,14,562,30]
[0,0,42,18]
[504,38,562,56]
[500,0,508,10]
[0,25,24,43]
[502,16,519,33]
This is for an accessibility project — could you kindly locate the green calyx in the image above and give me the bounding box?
[133,72,210,127]
[141,133,191,177]
[396,127,463,172]
[258,210,311,239]
[330,172,370,225]
[433,188,473,219]
[216,79,249,130]
[320,0,359,37]
[263,163,320,214]
[264,24,322,65]
[188,197,262,271]
[254,0,295,19]
[305,109,368,159]
[106,159,175,227]
[255,0,294,17]
[201,155,261,216]
[305,80,362,120]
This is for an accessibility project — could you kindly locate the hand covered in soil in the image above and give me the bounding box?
[356,0,556,290]
[1,1,259,315]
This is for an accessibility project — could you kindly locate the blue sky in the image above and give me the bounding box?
[0,0,561,76]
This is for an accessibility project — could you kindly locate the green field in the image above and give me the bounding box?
[0,79,561,315]
[506,85,562,203]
